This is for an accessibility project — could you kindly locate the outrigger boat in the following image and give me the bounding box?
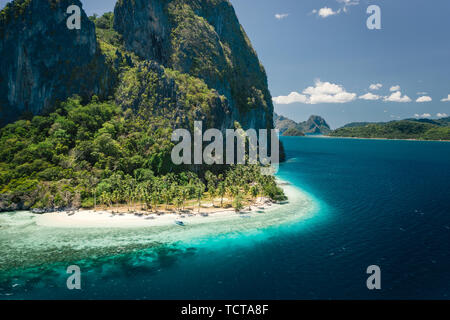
[175,220,185,226]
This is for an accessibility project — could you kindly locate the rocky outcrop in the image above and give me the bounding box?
[275,114,331,135]
[0,0,113,125]
[300,115,331,134]
[113,0,273,131]
[1,0,274,133]
[282,127,305,137]
[114,60,232,130]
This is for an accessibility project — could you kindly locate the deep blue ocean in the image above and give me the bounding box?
[2,136,450,299]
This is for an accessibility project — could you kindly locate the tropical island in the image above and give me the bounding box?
[329,117,450,141]
[274,113,331,136]
[274,112,450,141]
[0,0,286,215]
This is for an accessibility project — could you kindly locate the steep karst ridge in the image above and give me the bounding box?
[0,0,114,125]
[274,114,331,135]
[113,0,274,131]
[0,0,274,133]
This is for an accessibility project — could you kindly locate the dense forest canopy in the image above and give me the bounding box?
[0,9,285,212]
[330,118,450,141]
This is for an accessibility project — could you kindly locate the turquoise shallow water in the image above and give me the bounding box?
[1,136,450,299]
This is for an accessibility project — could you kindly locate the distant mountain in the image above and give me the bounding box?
[274,113,331,135]
[331,117,450,141]
[343,122,374,128]
[274,114,298,135]
[343,117,450,129]
[282,127,305,137]
[300,115,332,134]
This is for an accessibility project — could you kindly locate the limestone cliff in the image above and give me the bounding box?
[114,0,274,131]
[275,114,331,135]
[1,0,274,133]
[0,0,113,125]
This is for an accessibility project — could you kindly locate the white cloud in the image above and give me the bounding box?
[416,96,432,103]
[369,83,382,91]
[273,79,357,105]
[275,13,289,20]
[384,91,412,103]
[390,85,401,92]
[437,113,448,117]
[359,92,381,100]
[414,113,431,118]
[316,7,339,18]
[272,92,308,104]
[441,94,450,102]
[337,0,360,6]
[312,1,359,18]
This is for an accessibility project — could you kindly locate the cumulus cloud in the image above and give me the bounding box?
[390,85,401,92]
[312,1,359,18]
[441,95,450,102]
[313,7,339,18]
[437,113,448,117]
[384,91,412,103]
[272,92,308,105]
[275,13,289,20]
[416,96,432,103]
[337,0,360,6]
[414,113,431,118]
[273,80,357,105]
[369,83,382,91]
[359,92,381,101]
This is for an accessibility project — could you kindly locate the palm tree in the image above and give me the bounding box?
[180,186,189,211]
[100,191,111,212]
[174,194,184,212]
[205,171,217,207]
[196,182,205,213]
[151,190,159,213]
[250,185,259,210]
[112,189,120,213]
[217,181,226,208]
[233,193,244,212]
[138,183,147,211]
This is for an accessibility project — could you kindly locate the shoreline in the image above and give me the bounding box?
[29,180,308,230]
[324,135,450,142]
[0,178,317,273]
[33,194,281,229]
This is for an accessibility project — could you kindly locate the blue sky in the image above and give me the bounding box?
[2,0,450,128]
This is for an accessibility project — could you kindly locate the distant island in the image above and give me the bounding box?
[282,127,305,137]
[330,117,450,141]
[274,114,331,136]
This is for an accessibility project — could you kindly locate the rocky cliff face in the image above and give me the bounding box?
[274,114,331,135]
[114,0,273,131]
[1,0,273,133]
[301,115,331,134]
[0,0,113,125]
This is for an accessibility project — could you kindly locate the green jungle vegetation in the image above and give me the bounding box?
[330,118,450,141]
[0,11,286,212]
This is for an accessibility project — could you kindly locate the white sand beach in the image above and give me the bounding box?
[33,182,306,229]
[34,197,275,229]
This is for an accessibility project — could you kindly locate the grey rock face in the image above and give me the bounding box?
[114,60,232,130]
[301,115,332,134]
[114,0,170,65]
[274,113,331,135]
[114,0,273,131]
[0,0,112,125]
